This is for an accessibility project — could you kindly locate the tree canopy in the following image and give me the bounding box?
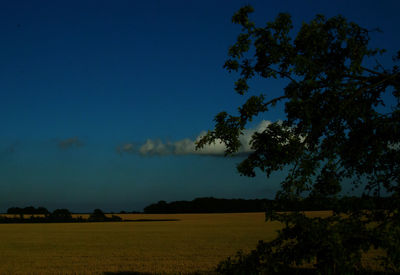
[197,6,399,274]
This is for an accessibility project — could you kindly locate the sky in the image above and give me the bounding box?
[0,0,399,212]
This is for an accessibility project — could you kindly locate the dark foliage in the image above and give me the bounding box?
[197,6,400,274]
[0,208,123,223]
[88,209,123,222]
[217,246,400,275]
[50,208,73,220]
[143,196,393,214]
[7,206,50,215]
[89,208,107,221]
[143,197,269,213]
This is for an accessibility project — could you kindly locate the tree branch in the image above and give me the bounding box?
[361,66,385,76]
[264,95,288,107]
[268,67,299,84]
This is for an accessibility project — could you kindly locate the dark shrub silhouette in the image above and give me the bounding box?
[88,209,122,222]
[111,215,122,221]
[50,209,73,221]
[7,206,50,219]
[7,206,50,215]
[1,207,125,223]
[89,209,106,221]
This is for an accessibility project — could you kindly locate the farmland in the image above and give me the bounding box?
[0,212,282,274]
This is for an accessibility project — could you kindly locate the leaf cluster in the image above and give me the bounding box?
[197,5,400,273]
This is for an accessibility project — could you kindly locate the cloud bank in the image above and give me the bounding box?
[116,143,136,155]
[118,120,271,157]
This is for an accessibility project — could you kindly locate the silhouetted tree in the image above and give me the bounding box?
[197,6,399,274]
[50,209,72,221]
[89,208,106,221]
[23,206,36,215]
[37,207,50,216]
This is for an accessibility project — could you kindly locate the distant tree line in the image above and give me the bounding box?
[4,196,392,218]
[1,208,122,223]
[144,197,268,213]
[143,196,394,214]
[7,206,50,215]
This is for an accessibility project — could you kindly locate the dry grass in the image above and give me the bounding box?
[0,212,282,274]
[0,211,385,274]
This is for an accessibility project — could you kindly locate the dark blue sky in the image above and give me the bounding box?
[1,0,399,212]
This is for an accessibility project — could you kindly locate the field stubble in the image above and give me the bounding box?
[0,212,281,274]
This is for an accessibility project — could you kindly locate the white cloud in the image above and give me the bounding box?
[139,139,171,156]
[116,143,135,155]
[174,138,197,155]
[118,120,272,157]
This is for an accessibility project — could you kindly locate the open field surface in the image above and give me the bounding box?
[0,212,283,274]
[0,211,384,274]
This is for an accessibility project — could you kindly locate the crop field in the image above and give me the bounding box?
[0,212,283,274]
[0,211,383,274]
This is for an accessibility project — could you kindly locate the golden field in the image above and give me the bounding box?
[0,212,282,274]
